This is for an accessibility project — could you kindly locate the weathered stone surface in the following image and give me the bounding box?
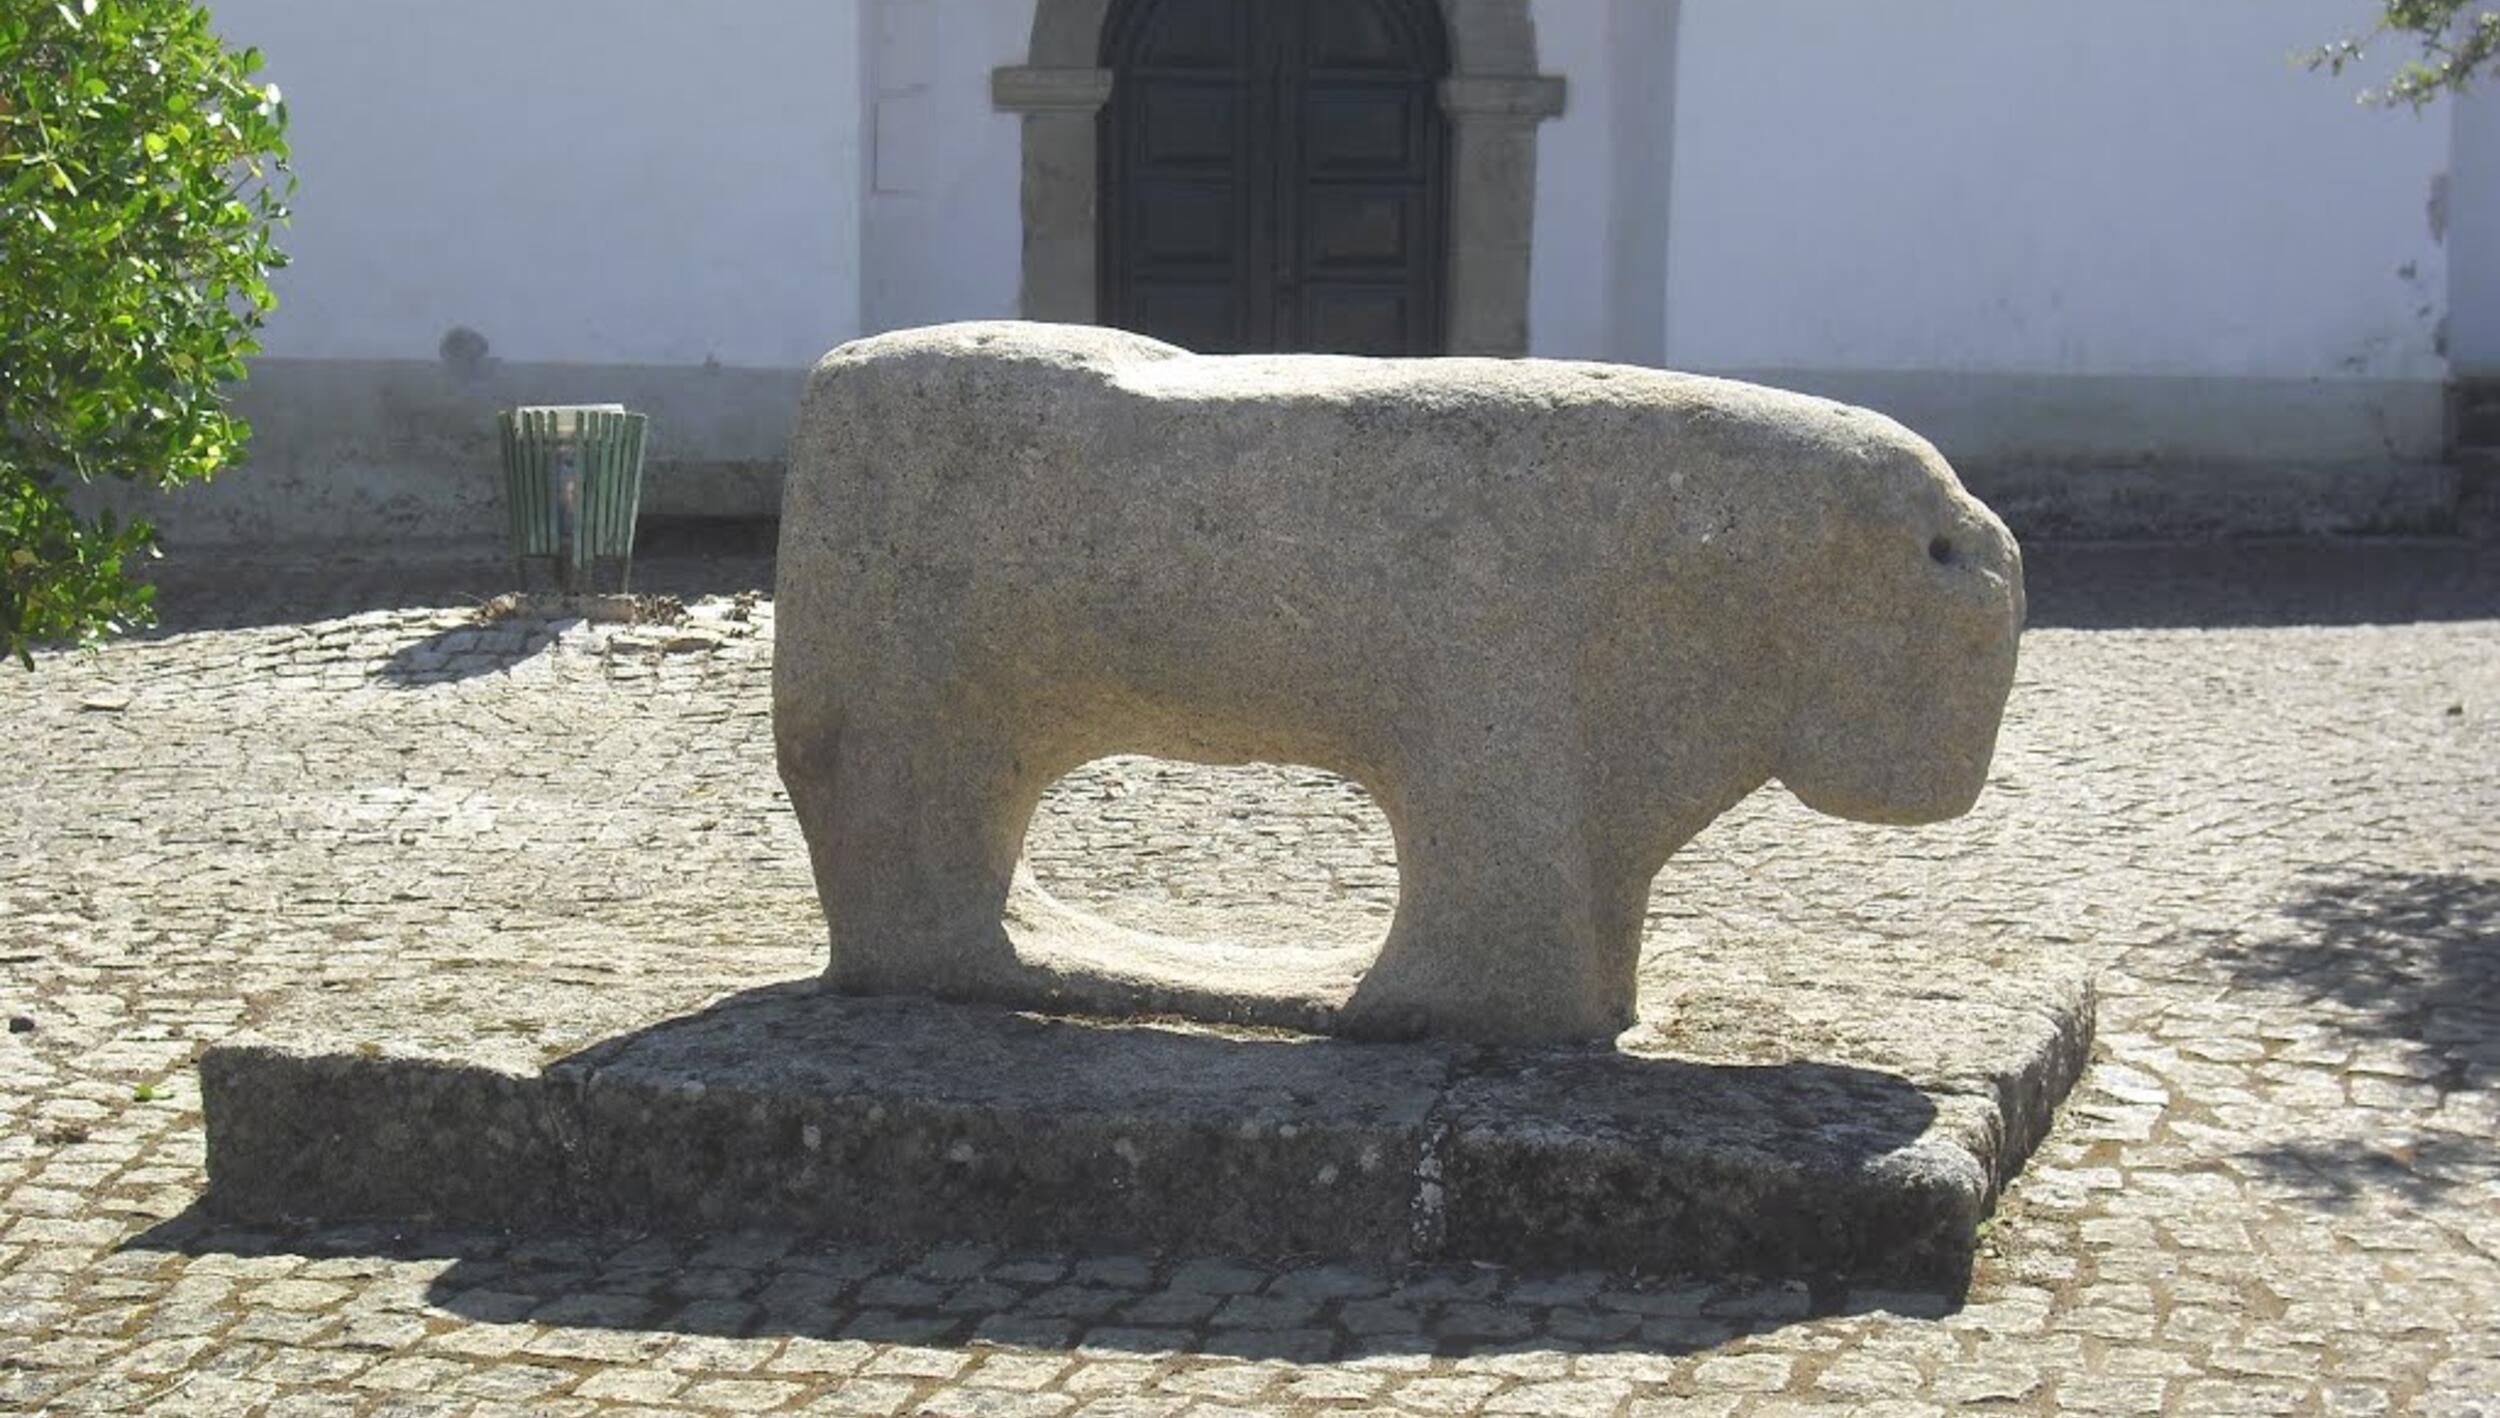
[198,926,2090,1288]
[775,321,2026,1043]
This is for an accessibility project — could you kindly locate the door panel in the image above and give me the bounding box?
[1138,86,1242,169]
[1301,287,1411,357]
[1107,0,1257,351]
[1130,0,1244,67]
[1134,185,1236,264]
[1302,90,1415,173]
[1101,0,1445,355]
[1129,282,1243,356]
[1303,188,1411,268]
[1306,1,1402,69]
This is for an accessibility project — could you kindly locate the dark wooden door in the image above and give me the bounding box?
[1099,0,1448,356]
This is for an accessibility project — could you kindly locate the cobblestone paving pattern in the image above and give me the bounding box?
[1,538,2496,1416]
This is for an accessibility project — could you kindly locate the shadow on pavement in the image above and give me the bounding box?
[123,1212,1947,1361]
[2238,1136,2496,1212]
[2020,538,2500,629]
[371,618,560,687]
[2209,868,2500,1210]
[127,530,2500,638]
[2214,869,2500,1034]
[135,520,778,636]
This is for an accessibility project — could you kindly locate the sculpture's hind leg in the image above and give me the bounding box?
[778,704,1041,997]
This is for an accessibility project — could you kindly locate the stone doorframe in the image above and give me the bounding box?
[993,0,1564,356]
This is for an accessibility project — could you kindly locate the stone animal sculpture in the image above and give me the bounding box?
[774,321,2024,1044]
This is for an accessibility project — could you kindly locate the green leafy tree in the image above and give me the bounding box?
[1,0,289,667]
[2311,3,2499,107]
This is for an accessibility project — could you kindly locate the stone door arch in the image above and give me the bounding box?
[995,0,1562,356]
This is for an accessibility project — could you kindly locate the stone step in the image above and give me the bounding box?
[197,951,2095,1290]
[2455,448,2500,535]
[2455,379,2500,449]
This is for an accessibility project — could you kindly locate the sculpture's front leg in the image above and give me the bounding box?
[1339,713,1633,1044]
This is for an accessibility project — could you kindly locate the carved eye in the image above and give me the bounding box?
[1928,535,1956,566]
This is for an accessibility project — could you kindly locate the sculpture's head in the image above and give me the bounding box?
[1774,429,2024,826]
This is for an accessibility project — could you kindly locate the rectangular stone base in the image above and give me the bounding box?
[201,947,2093,1288]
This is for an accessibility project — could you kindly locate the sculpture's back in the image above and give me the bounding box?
[774,321,2022,1043]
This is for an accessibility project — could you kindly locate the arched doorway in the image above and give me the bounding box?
[1096,0,1448,355]
[994,0,1562,356]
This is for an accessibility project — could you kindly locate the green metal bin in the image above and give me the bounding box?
[498,404,649,592]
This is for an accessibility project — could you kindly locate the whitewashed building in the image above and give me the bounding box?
[150,0,2496,543]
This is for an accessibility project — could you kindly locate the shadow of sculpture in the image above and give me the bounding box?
[122,1213,1953,1364]
[2205,868,2500,1211]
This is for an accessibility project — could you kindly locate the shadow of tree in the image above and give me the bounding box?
[2212,869,2499,1039]
[2208,869,2499,1211]
[2239,1136,2496,1211]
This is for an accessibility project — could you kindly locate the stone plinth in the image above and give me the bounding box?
[200,932,2092,1289]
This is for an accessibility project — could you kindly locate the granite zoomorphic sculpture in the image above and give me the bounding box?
[774,321,2025,1044]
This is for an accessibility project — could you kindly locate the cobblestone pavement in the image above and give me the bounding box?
[2,537,2497,1417]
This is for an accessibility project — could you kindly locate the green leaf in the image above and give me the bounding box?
[3,0,289,669]
[2313,1,2500,107]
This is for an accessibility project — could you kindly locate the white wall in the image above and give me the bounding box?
[1524,0,1611,359]
[208,0,2468,384]
[209,0,864,370]
[2452,77,2500,375]
[1660,0,2453,382]
[1526,0,1673,365]
[860,0,1030,334]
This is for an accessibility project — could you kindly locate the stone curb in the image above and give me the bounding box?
[199,977,2092,1290]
